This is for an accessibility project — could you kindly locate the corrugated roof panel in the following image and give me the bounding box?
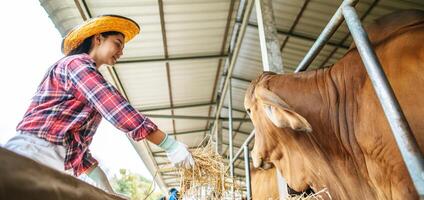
[233,27,263,81]
[173,119,206,133]
[222,86,249,113]
[222,131,245,147]
[87,0,164,59]
[164,0,232,56]
[170,59,218,105]
[379,0,424,10]
[114,62,170,109]
[173,106,210,133]
[293,0,372,45]
[40,0,82,36]
[282,38,346,70]
[239,122,254,134]
[273,0,306,31]
[176,134,207,148]
[144,110,174,134]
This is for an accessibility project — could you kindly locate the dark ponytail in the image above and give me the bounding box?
[66,31,124,56]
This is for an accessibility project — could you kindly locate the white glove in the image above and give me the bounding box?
[158,134,195,169]
[166,142,195,169]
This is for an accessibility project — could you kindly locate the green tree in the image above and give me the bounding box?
[111,169,163,200]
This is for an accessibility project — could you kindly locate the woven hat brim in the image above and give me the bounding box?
[62,15,140,55]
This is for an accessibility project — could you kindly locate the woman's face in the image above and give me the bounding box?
[91,33,124,67]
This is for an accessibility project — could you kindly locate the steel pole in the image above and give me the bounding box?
[228,78,235,195]
[244,145,252,200]
[343,5,424,197]
[211,0,254,136]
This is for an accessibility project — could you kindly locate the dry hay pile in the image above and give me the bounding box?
[177,144,241,199]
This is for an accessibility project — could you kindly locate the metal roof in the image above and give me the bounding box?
[40,0,424,193]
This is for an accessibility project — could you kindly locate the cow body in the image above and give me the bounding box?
[245,10,424,200]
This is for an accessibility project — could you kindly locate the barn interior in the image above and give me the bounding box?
[37,0,424,198]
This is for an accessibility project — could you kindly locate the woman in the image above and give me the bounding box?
[4,15,194,194]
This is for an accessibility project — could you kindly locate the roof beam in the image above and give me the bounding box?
[139,102,215,112]
[222,127,250,136]
[168,129,210,136]
[145,114,250,122]
[118,54,228,64]
[223,105,248,114]
[243,22,350,49]
[80,0,92,18]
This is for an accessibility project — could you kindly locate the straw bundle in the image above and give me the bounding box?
[177,144,240,199]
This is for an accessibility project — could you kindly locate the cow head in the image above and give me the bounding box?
[244,72,313,189]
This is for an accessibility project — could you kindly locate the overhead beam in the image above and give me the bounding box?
[223,105,248,114]
[118,54,228,64]
[145,114,250,122]
[139,102,214,112]
[222,127,250,136]
[168,129,210,136]
[243,22,350,49]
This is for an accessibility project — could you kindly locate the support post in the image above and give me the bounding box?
[228,78,234,195]
[216,120,223,155]
[255,0,284,73]
[255,0,287,198]
[343,5,424,197]
[244,145,252,200]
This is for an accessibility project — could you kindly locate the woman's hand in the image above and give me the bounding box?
[156,132,195,169]
[165,141,195,169]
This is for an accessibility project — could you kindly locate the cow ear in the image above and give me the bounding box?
[255,86,312,133]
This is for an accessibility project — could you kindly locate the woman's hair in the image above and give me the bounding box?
[66,31,124,56]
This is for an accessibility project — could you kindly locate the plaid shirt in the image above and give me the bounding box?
[16,53,157,176]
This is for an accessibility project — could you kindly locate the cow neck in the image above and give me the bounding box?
[266,68,367,199]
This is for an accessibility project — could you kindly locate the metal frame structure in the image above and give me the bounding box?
[223,0,424,199]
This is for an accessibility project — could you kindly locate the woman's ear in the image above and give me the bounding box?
[92,34,102,46]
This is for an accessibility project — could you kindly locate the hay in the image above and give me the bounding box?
[176,144,241,199]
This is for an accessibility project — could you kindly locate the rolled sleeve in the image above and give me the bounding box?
[66,58,158,140]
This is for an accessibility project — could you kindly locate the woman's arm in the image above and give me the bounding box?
[145,129,166,145]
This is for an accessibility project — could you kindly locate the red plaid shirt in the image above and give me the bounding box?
[16,53,157,176]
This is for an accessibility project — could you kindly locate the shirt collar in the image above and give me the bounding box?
[80,53,96,66]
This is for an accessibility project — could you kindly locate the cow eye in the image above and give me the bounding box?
[246,109,251,115]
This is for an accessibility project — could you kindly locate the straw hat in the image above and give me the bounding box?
[62,15,140,55]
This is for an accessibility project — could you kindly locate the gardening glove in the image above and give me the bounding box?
[158,133,195,169]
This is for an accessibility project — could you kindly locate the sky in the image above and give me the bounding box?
[0,1,155,181]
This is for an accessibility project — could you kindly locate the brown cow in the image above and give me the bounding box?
[245,10,424,200]
[0,147,125,200]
